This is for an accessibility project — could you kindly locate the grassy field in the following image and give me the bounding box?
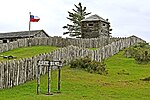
[0,46,59,61]
[0,47,150,100]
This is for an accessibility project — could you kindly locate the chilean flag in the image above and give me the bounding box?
[30,15,40,22]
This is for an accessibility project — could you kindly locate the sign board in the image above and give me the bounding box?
[50,61,62,66]
[37,60,62,66]
[37,60,50,66]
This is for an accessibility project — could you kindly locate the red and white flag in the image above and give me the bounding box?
[30,15,40,22]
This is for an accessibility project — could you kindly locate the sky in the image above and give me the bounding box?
[0,0,150,42]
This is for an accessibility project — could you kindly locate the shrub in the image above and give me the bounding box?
[69,56,108,75]
[124,47,137,58]
[124,42,150,64]
[135,49,150,64]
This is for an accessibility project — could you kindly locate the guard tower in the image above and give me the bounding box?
[81,14,112,38]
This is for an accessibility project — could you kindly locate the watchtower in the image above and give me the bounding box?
[81,14,112,38]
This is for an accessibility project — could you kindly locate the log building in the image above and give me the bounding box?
[81,14,112,38]
[0,30,49,43]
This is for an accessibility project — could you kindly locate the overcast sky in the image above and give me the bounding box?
[0,0,150,42]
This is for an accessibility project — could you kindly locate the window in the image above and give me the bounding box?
[3,40,7,43]
[82,24,87,28]
[88,24,93,27]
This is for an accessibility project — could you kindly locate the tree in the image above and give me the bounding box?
[63,2,91,38]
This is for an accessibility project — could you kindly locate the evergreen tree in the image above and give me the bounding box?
[63,2,91,38]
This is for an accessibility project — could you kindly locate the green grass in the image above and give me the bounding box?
[0,48,150,100]
[0,46,59,61]
[88,48,98,50]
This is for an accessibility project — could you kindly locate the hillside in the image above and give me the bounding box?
[0,48,149,100]
[0,46,59,61]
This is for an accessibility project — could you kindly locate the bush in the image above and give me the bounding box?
[124,42,150,64]
[134,49,150,64]
[124,47,137,58]
[69,56,108,75]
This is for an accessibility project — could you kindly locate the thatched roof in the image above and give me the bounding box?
[82,14,110,23]
[0,30,49,39]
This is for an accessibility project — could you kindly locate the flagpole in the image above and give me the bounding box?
[29,12,31,46]
[29,12,31,38]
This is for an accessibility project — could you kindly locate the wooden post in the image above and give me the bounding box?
[37,65,40,95]
[47,65,51,94]
[47,64,53,95]
[57,65,61,93]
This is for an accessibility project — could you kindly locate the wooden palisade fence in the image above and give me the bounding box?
[0,35,145,89]
[0,35,125,53]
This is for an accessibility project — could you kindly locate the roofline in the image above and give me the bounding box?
[36,29,49,37]
[0,36,33,39]
[81,20,110,24]
[0,29,45,34]
[0,29,49,39]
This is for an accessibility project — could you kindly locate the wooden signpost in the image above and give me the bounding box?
[50,60,62,93]
[37,60,62,95]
